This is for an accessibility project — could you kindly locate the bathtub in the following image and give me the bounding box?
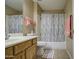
[37,41,66,49]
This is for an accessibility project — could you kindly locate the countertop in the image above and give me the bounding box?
[5,36,38,48]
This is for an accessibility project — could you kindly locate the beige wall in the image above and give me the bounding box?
[33,2,42,40]
[42,10,65,13]
[65,0,73,58]
[23,0,34,34]
[33,2,38,26]
[33,2,42,33]
[23,0,42,34]
[37,4,42,41]
[23,0,34,19]
[5,5,22,15]
[37,4,42,15]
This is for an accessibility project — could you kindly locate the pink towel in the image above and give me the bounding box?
[23,17,32,26]
[23,17,36,27]
[65,16,71,37]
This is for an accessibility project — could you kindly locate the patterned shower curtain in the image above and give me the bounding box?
[41,13,65,42]
[5,15,23,33]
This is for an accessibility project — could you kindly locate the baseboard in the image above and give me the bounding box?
[66,50,72,59]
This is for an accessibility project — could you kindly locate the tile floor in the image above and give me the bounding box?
[53,49,70,59]
[37,49,70,59]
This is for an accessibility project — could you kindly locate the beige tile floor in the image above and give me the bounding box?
[37,49,70,59]
[53,49,70,59]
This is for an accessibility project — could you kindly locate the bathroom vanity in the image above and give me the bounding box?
[5,36,37,59]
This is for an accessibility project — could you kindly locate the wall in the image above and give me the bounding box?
[5,5,22,15]
[42,10,65,13]
[23,0,34,18]
[37,4,42,41]
[65,0,73,58]
[33,2,38,32]
[23,0,34,34]
[23,0,42,34]
[33,2,42,40]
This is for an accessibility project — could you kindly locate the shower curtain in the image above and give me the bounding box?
[5,15,23,33]
[41,13,65,42]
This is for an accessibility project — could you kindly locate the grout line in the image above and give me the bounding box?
[66,49,72,59]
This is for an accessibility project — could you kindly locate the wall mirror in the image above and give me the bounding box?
[5,0,23,39]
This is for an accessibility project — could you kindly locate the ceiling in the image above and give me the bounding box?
[5,0,66,11]
[5,0,23,11]
[34,0,66,10]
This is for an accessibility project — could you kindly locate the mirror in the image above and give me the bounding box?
[5,0,23,39]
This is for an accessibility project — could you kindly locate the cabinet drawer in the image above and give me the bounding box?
[14,40,32,54]
[5,47,14,56]
[33,38,37,44]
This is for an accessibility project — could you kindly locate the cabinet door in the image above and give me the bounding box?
[26,44,37,59]
[5,57,14,59]
[14,51,25,59]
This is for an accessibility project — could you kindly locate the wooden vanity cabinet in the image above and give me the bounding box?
[14,51,25,59]
[26,44,37,59]
[5,38,37,59]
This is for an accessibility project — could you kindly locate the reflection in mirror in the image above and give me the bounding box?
[5,0,23,39]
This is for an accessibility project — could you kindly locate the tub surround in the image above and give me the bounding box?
[5,36,37,59]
